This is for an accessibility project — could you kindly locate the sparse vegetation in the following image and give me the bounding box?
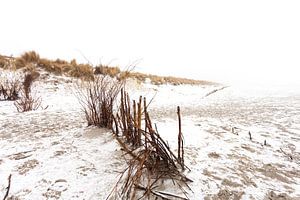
[69,63,94,80]
[20,51,40,63]
[14,72,42,112]
[94,65,121,77]
[0,51,94,79]
[0,55,10,69]
[108,90,191,199]
[74,72,191,198]
[75,75,124,128]
[14,51,40,69]
[0,71,22,101]
[1,51,214,85]
[38,58,62,75]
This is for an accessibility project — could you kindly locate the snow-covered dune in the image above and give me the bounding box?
[1,71,299,199]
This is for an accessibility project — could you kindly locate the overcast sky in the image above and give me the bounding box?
[1,0,299,85]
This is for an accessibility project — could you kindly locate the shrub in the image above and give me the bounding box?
[0,71,22,101]
[14,72,41,112]
[75,75,124,128]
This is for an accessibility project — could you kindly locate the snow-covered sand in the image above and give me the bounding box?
[1,71,300,199]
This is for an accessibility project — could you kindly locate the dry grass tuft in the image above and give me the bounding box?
[12,51,41,69]
[54,58,68,65]
[0,55,10,69]
[14,57,27,69]
[149,75,165,85]
[22,72,40,98]
[61,64,72,73]
[117,71,131,81]
[69,64,94,80]
[37,57,94,79]
[129,72,147,82]
[38,59,62,75]
[20,51,40,63]
[14,72,42,112]
[75,75,124,128]
[94,65,121,77]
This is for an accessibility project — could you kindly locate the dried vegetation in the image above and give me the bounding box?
[0,72,21,101]
[107,90,192,199]
[14,72,42,112]
[1,51,213,85]
[75,72,192,199]
[75,75,124,128]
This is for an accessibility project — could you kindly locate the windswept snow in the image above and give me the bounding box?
[1,71,300,199]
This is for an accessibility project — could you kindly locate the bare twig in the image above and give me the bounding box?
[177,106,185,169]
[3,174,12,200]
[280,148,293,160]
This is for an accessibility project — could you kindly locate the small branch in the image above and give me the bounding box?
[280,148,293,160]
[3,174,12,200]
[136,185,189,200]
[203,86,228,98]
[177,106,184,169]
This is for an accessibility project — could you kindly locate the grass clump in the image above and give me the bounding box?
[75,75,124,128]
[38,58,63,75]
[14,51,40,69]
[14,57,27,69]
[20,51,40,63]
[69,64,94,80]
[14,71,42,112]
[94,65,121,77]
[0,56,9,69]
[1,51,94,79]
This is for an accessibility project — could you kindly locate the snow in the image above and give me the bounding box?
[1,70,300,199]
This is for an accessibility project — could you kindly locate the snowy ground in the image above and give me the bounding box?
[1,71,300,199]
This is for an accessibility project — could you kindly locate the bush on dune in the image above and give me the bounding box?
[0,72,22,101]
[14,71,42,112]
[75,75,124,128]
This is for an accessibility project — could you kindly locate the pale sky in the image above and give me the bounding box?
[1,0,300,85]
